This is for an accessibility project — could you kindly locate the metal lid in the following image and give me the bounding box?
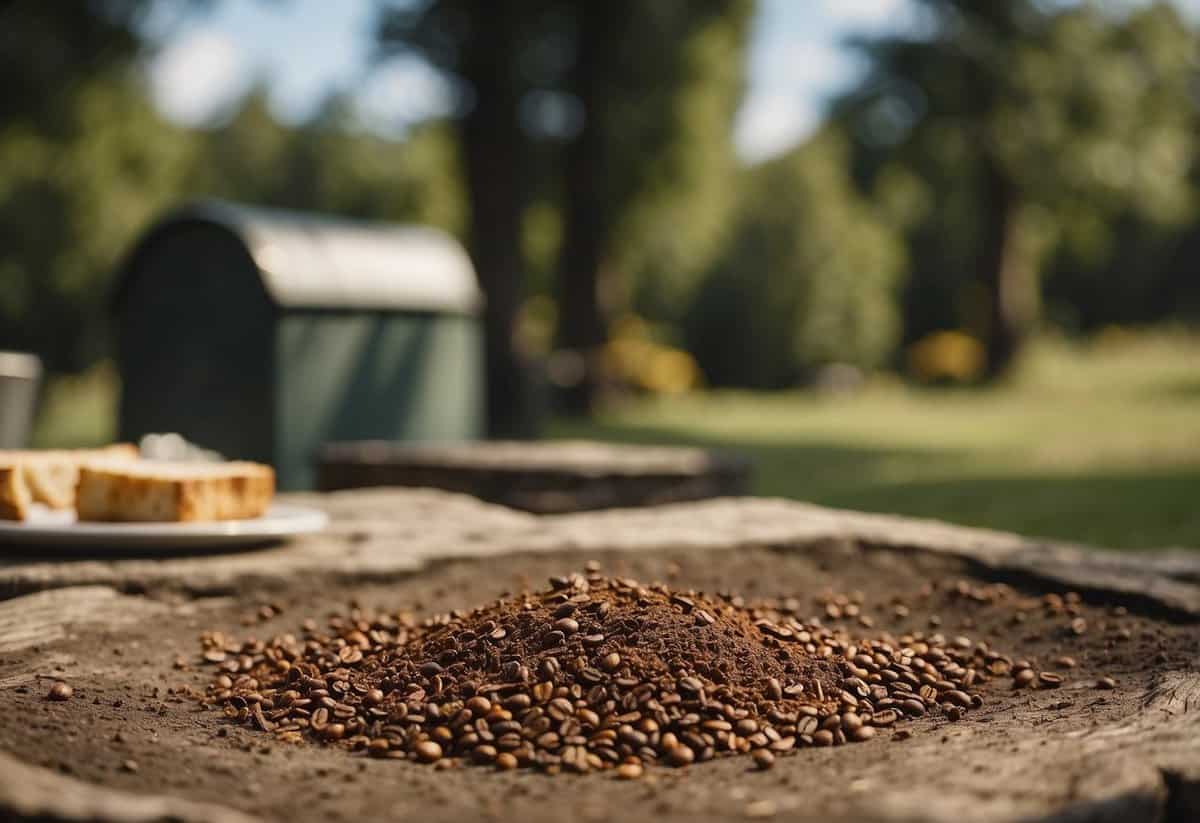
[0,351,42,380]
[119,200,483,315]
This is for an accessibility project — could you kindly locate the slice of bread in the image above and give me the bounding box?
[0,445,140,519]
[0,466,32,521]
[76,461,275,523]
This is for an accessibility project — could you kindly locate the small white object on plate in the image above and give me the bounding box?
[0,503,327,551]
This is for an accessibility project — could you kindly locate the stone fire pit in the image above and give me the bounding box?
[0,489,1197,822]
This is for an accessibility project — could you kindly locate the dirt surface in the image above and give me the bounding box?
[2,540,1197,822]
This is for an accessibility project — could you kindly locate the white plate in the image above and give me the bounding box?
[0,503,328,551]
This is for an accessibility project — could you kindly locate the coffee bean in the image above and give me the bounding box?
[1038,672,1063,688]
[1095,676,1116,690]
[666,744,694,766]
[47,682,73,701]
[198,571,1022,776]
[1013,669,1036,688]
[944,690,971,708]
[616,762,643,779]
[414,741,442,763]
[850,725,876,742]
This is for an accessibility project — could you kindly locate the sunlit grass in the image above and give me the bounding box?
[552,332,1200,549]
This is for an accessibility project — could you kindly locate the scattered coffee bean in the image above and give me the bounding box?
[47,682,73,701]
[1095,676,1116,690]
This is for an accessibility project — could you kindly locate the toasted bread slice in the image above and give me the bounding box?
[0,445,139,518]
[76,461,275,523]
[0,466,31,521]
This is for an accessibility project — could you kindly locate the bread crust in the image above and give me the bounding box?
[0,445,140,511]
[76,462,275,523]
[0,466,31,521]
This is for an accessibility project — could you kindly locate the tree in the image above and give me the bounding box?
[552,0,752,413]
[686,128,906,388]
[839,1,1196,376]
[376,0,753,426]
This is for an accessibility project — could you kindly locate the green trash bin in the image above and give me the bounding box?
[114,200,484,490]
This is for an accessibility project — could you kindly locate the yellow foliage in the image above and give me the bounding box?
[907,331,986,382]
[603,314,702,395]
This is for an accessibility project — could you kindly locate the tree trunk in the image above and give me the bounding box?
[978,159,1037,379]
[554,3,620,416]
[459,1,534,437]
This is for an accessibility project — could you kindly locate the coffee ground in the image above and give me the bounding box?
[200,571,1008,774]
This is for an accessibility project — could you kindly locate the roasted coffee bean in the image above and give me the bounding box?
[752,749,775,770]
[47,682,73,701]
[414,741,442,763]
[850,725,876,742]
[1038,672,1063,688]
[199,572,1006,775]
[944,690,971,708]
[616,762,643,779]
[1095,676,1116,690]
[666,744,695,767]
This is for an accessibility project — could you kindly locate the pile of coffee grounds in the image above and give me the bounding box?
[200,572,1007,775]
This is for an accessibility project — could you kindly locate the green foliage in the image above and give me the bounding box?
[616,4,752,319]
[0,72,201,371]
[686,129,907,387]
[195,90,466,237]
[839,0,1199,344]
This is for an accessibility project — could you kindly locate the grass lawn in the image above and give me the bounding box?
[551,333,1200,550]
[32,332,1200,550]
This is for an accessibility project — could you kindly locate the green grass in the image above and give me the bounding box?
[31,333,1200,549]
[551,333,1200,550]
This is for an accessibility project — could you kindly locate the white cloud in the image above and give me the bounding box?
[753,40,855,90]
[149,29,248,126]
[820,0,909,29]
[735,92,821,163]
[354,57,455,135]
[737,40,858,163]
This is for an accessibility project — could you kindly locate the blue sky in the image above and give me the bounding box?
[144,0,1198,164]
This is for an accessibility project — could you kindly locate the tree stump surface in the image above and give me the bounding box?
[316,440,752,513]
[0,488,1197,822]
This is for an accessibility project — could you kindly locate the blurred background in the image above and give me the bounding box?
[2,0,1199,547]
